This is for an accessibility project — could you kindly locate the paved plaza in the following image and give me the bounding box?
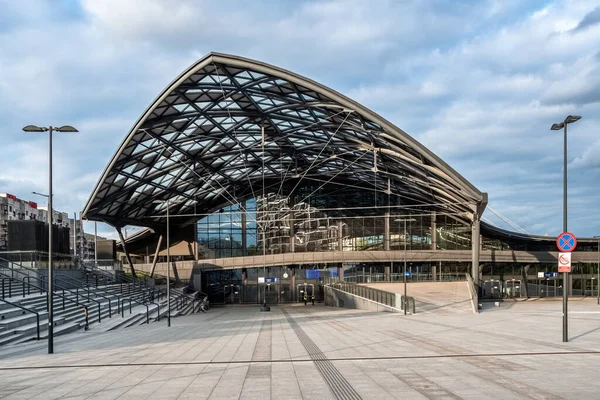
[1,299,600,399]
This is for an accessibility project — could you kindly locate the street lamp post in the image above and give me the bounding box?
[551,115,581,342]
[23,125,78,354]
[153,199,171,327]
[595,236,600,305]
[395,218,416,315]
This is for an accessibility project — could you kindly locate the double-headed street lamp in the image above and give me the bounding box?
[395,217,416,315]
[594,236,600,306]
[153,199,171,327]
[22,125,78,354]
[550,115,581,343]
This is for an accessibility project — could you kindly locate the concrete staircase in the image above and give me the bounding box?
[0,283,199,347]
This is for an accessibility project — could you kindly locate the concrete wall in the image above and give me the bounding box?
[324,286,401,313]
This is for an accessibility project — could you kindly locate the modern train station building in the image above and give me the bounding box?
[82,53,599,305]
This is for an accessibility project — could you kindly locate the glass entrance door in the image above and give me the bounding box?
[482,280,502,299]
[297,284,314,303]
[224,284,241,304]
[504,279,521,298]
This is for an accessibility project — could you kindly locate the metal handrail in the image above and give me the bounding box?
[0,272,92,322]
[83,261,198,316]
[57,274,115,318]
[0,256,104,323]
[0,269,100,323]
[120,297,152,324]
[328,282,416,313]
[0,298,40,340]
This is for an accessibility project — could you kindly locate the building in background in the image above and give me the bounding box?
[68,216,107,262]
[0,193,69,252]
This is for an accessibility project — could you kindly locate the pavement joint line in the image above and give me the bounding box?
[2,350,600,371]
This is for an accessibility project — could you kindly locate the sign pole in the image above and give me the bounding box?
[557,232,577,342]
[563,122,568,343]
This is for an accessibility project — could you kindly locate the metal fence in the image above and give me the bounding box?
[327,282,415,313]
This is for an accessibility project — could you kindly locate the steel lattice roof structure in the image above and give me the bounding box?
[82,53,486,228]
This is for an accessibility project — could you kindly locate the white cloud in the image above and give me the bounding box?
[0,0,599,238]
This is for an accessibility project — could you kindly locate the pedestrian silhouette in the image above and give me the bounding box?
[311,294,315,306]
[304,294,307,305]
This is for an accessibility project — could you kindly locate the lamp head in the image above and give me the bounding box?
[22,125,48,132]
[55,125,78,132]
[565,115,581,124]
[550,123,564,131]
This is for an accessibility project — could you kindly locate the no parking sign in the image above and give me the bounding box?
[556,232,576,273]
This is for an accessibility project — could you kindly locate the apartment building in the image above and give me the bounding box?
[0,193,69,251]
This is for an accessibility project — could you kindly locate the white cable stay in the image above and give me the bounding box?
[485,206,530,235]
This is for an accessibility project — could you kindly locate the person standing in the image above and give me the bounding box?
[311,294,315,306]
[304,294,307,305]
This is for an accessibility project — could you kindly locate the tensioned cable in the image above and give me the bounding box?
[286,109,353,198]
[212,61,258,204]
[486,206,530,234]
[298,150,375,205]
[146,201,474,218]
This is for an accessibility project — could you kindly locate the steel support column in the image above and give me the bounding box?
[384,212,390,251]
[338,221,343,252]
[431,211,437,250]
[149,235,163,278]
[337,262,344,282]
[290,216,295,253]
[471,216,480,286]
[241,200,247,256]
[116,227,137,278]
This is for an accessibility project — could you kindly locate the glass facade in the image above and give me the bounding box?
[190,190,600,303]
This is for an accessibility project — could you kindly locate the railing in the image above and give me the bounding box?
[83,261,200,314]
[328,282,416,313]
[57,274,116,318]
[0,298,40,340]
[0,260,101,323]
[465,273,479,314]
[0,273,91,322]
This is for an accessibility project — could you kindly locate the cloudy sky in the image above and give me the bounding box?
[1,0,599,239]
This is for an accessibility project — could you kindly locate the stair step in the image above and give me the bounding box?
[0,308,29,321]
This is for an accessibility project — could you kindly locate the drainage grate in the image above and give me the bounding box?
[282,309,362,400]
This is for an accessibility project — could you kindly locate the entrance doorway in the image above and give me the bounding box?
[297,283,315,303]
[504,279,521,298]
[257,283,280,304]
[224,284,241,304]
[482,280,502,299]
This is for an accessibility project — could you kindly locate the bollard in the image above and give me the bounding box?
[84,307,89,331]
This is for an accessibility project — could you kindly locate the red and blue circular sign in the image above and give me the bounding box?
[557,232,577,252]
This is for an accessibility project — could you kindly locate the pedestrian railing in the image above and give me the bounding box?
[0,298,40,340]
[327,282,415,313]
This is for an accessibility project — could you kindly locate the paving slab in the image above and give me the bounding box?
[0,300,600,399]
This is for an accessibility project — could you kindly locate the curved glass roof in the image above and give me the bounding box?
[82,53,485,228]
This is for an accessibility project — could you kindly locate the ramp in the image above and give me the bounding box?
[361,282,475,314]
